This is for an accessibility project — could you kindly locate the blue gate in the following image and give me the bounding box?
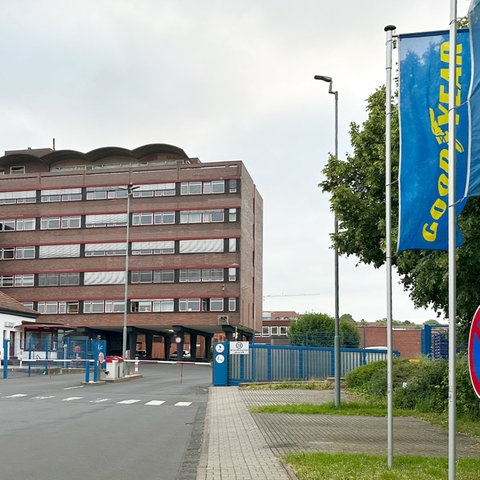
[213,342,393,386]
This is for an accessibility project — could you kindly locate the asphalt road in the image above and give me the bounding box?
[0,362,212,480]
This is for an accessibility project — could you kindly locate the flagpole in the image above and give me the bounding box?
[448,1,458,479]
[384,24,396,470]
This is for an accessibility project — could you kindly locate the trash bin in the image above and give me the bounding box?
[105,356,124,379]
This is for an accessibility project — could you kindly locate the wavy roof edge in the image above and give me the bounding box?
[0,143,189,165]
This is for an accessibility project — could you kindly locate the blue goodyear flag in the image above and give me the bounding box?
[467,0,480,196]
[398,30,471,251]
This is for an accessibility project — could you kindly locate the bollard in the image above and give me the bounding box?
[135,357,139,374]
[85,361,90,383]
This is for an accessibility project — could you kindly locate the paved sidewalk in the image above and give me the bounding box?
[196,387,480,480]
[196,387,297,480]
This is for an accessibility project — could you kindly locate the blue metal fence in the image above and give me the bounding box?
[226,344,393,386]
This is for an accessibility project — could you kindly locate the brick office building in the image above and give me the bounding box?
[0,144,263,360]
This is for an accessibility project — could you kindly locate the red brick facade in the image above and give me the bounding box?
[0,144,263,358]
[357,326,422,358]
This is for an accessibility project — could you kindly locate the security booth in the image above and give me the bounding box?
[104,355,125,379]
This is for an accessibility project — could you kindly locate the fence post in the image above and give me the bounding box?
[28,338,32,377]
[3,339,9,379]
[85,361,90,383]
[44,339,49,375]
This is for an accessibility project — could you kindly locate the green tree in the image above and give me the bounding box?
[288,312,360,348]
[320,86,480,342]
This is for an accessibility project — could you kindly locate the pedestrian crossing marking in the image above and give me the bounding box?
[145,400,165,406]
[1,393,193,407]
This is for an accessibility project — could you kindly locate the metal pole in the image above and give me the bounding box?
[384,24,396,469]
[447,2,458,478]
[122,185,133,360]
[314,74,341,407]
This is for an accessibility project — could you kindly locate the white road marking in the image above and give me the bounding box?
[174,402,192,407]
[64,386,84,390]
[4,394,28,398]
[117,399,141,405]
[32,396,55,400]
[145,400,166,406]
[90,398,110,403]
[62,396,83,402]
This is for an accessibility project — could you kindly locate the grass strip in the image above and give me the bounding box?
[250,401,414,417]
[283,452,480,480]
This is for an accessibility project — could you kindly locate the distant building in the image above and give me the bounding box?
[0,290,38,361]
[0,144,263,360]
[256,311,299,345]
[357,324,422,358]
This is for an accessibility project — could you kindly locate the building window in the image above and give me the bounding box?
[37,301,79,314]
[131,241,174,255]
[229,179,238,193]
[0,248,14,260]
[228,298,237,312]
[0,218,35,231]
[180,181,202,195]
[39,244,80,258]
[41,188,82,202]
[228,238,237,252]
[153,270,175,283]
[180,209,224,224]
[130,299,174,312]
[132,211,175,225]
[38,272,80,286]
[86,186,128,200]
[179,268,224,283]
[280,326,288,336]
[228,208,237,222]
[262,326,270,336]
[84,300,125,313]
[85,213,127,228]
[41,216,81,230]
[203,180,225,194]
[10,166,25,174]
[209,298,224,312]
[179,298,201,312]
[0,190,36,205]
[228,268,237,282]
[131,270,153,284]
[84,271,125,285]
[202,268,224,282]
[133,183,175,197]
[13,246,36,259]
[84,243,126,256]
[152,299,174,312]
[271,327,278,336]
[179,269,201,283]
[179,238,223,254]
[14,274,35,287]
[0,275,13,287]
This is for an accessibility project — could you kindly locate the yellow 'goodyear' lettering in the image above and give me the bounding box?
[423,41,464,242]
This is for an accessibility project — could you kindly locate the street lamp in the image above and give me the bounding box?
[314,74,341,408]
[122,184,138,360]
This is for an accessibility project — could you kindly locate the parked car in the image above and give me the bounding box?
[170,350,190,359]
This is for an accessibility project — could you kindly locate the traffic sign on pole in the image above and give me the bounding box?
[468,306,480,399]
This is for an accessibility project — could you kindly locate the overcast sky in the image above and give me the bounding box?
[0,0,471,324]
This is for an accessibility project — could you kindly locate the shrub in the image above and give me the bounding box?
[345,355,480,418]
